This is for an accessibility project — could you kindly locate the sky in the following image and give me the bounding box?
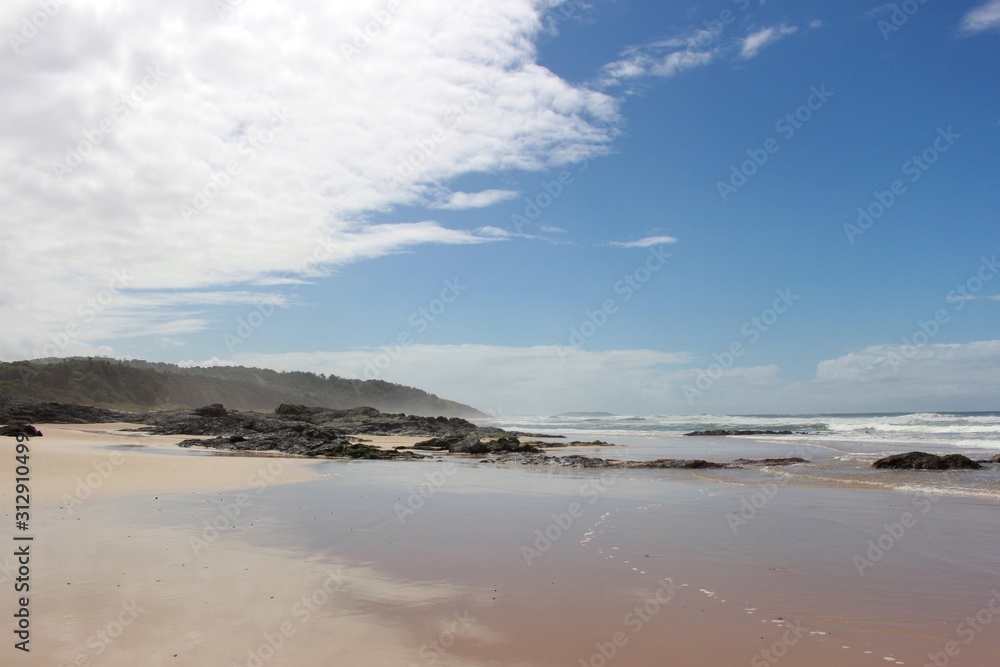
[1,0,999,416]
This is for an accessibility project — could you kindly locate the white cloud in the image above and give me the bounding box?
[738,24,798,60]
[183,339,1000,414]
[0,0,618,359]
[961,0,1000,33]
[609,235,678,248]
[429,189,521,210]
[600,22,800,87]
[194,345,693,415]
[599,31,718,86]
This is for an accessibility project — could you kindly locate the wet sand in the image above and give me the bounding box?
[1,425,998,666]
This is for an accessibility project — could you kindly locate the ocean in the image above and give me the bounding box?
[479,412,1000,499]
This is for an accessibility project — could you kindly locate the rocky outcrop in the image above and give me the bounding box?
[140,404,556,458]
[0,397,124,424]
[529,440,615,448]
[732,457,808,466]
[177,434,423,459]
[0,423,43,438]
[991,454,1000,463]
[872,452,982,470]
[193,403,228,417]
[484,454,807,469]
[483,454,726,469]
[414,434,543,455]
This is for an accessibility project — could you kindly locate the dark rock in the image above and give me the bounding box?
[484,454,725,469]
[732,457,808,466]
[0,423,43,438]
[640,458,725,469]
[414,434,542,454]
[0,397,124,424]
[450,435,489,454]
[872,451,982,470]
[531,439,615,448]
[685,429,794,436]
[991,454,1000,463]
[194,404,228,418]
[179,435,423,459]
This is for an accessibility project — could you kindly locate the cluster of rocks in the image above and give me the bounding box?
[684,429,797,436]
[176,434,424,459]
[411,435,616,455]
[5,398,1000,470]
[152,403,532,460]
[482,454,809,469]
[0,397,123,425]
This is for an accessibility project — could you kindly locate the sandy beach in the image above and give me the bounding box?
[2,424,999,666]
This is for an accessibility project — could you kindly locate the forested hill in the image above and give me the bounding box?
[0,358,484,418]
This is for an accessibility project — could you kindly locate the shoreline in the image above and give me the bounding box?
[2,424,999,665]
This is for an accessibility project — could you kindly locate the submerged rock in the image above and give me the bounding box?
[872,451,982,470]
[732,457,808,466]
[684,429,794,437]
[414,434,542,454]
[483,454,725,469]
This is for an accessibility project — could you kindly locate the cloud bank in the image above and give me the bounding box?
[0,0,618,358]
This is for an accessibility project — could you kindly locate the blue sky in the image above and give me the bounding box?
[2,0,999,414]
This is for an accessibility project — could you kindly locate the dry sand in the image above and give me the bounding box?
[0,424,998,666]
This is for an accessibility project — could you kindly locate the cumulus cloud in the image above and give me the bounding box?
[961,0,1000,33]
[0,0,618,359]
